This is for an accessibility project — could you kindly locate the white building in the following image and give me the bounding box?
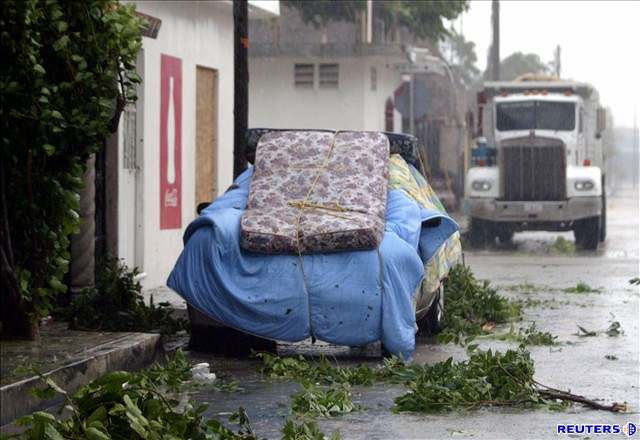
[106,1,278,290]
[250,51,405,132]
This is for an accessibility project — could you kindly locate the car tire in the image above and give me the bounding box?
[417,283,444,335]
[574,216,600,250]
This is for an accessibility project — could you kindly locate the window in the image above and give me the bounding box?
[294,63,314,88]
[319,63,339,88]
[370,67,377,91]
[496,101,575,131]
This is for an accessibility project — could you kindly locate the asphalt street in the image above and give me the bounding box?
[189,186,640,439]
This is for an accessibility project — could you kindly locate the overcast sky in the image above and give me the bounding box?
[453,0,640,128]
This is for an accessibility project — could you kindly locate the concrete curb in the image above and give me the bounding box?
[1,332,163,426]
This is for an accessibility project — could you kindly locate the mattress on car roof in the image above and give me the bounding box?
[240,130,389,254]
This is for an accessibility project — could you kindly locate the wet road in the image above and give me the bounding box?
[190,187,640,439]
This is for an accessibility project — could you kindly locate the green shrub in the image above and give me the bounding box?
[59,256,188,335]
[0,0,143,338]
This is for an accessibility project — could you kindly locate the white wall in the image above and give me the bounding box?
[249,56,404,131]
[120,1,235,288]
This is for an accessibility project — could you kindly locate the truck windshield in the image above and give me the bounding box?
[496,101,575,131]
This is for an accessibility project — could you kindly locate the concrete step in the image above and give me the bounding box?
[1,323,166,427]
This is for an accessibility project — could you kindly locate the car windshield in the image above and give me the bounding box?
[496,101,576,131]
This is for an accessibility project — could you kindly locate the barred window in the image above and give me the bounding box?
[294,63,314,88]
[319,63,339,88]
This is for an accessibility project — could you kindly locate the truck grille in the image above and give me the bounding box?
[501,138,566,201]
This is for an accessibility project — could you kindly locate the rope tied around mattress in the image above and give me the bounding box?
[291,132,385,345]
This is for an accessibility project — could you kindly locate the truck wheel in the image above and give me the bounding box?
[574,216,600,250]
[496,227,514,245]
[469,218,491,247]
[599,191,607,242]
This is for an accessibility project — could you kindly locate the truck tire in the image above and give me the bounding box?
[574,216,601,250]
[496,227,514,245]
[599,191,607,242]
[469,218,491,247]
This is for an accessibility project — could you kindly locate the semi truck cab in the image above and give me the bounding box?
[464,80,608,249]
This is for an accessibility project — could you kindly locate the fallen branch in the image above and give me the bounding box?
[537,388,626,412]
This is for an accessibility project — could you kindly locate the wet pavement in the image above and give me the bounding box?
[187,187,640,439]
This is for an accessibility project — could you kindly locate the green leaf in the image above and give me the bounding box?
[50,110,63,120]
[53,35,70,51]
[34,64,46,74]
[44,424,65,440]
[85,427,111,440]
[43,144,55,156]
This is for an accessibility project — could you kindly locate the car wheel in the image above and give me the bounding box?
[417,283,444,335]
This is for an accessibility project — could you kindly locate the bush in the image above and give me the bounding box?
[59,256,188,335]
[0,0,143,338]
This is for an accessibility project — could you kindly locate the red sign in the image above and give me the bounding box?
[160,54,182,229]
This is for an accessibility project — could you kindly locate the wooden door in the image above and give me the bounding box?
[195,66,218,207]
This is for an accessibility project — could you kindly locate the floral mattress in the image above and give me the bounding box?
[240,130,390,254]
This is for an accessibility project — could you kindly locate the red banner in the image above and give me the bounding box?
[159,54,182,229]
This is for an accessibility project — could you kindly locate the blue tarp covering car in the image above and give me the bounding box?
[167,164,458,360]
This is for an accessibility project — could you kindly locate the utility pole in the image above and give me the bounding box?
[554,45,562,78]
[491,0,500,81]
[634,105,638,188]
[233,0,249,178]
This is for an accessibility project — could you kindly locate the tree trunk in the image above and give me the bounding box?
[0,161,39,340]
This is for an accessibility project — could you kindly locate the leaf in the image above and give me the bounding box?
[34,64,46,74]
[85,427,111,440]
[44,424,65,440]
[43,144,55,156]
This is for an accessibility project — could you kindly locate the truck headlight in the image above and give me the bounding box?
[472,180,492,191]
[574,180,594,191]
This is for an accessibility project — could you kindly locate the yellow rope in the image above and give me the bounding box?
[287,131,386,345]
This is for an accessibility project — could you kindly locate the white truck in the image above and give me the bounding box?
[464,77,609,249]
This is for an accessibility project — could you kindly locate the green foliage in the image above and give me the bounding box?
[286,0,468,42]
[493,323,558,346]
[11,350,268,440]
[492,51,551,81]
[393,347,540,413]
[256,352,379,386]
[438,264,522,345]
[281,419,340,440]
[629,277,640,286]
[563,282,600,293]
[550,236,576,254]
[442,31,480,85]
[0,0,143,334]
[57,256,188,334]
[290,382,359,418]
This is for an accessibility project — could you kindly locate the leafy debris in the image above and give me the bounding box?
[492,323,558,346]
[281,419,341,440]
[290,382,359,418]
[57,256,188,335]
[563,282,600,294]
[438,265,522,345]
[550,236,576,254]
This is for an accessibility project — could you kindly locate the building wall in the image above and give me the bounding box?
[249,56,404,132]
[119,1,235,288]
